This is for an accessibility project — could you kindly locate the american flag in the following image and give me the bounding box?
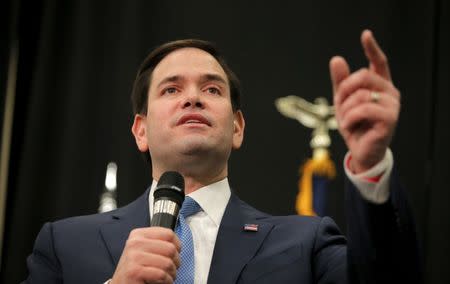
[244,224,258,232]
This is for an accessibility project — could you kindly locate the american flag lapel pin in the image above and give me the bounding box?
[244,224,258,232]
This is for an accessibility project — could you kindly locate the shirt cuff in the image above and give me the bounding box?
[344,148,393,204]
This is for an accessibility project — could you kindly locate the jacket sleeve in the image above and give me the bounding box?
[345,170,423,284]
[22,222,63,284]
[312,216,348,284]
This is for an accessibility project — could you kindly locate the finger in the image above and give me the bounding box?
[340,103,393,133]
[337,89,369,120]
[130,227,180,249]
[137,252,178,280]
[138,266,174,284]
[173,234,181,252]
[149,255,178,280]
[173,251,181,269]
[338,89,398,120]
[361,29,391,81]
[121,249,177,282]
[329,56,351,94]
[335,68,395,106]
[126,238,180,260]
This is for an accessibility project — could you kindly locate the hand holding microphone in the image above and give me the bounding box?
[111,172,185,284]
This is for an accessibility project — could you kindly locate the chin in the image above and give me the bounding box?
[178,137,213,155]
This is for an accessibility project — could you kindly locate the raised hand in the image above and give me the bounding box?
[329,30,401,173]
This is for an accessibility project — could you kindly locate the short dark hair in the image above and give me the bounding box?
[131,39,242,115]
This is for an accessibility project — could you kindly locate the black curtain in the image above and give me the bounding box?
[1,0,448,283]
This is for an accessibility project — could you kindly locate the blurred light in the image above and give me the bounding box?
[99,194,117,213]
[105,162,117,191]
[99,161,118,213]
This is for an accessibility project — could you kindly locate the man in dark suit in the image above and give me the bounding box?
[24,30,421,283]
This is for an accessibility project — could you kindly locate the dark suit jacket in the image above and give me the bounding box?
[24,175,422,284]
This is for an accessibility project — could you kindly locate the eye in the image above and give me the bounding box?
[206,87,221,95]
[162,87,178,95]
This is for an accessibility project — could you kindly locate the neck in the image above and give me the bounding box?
[152,163,228,194]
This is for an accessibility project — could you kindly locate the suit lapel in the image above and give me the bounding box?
[100,188,151,265]
[207,194,274,284]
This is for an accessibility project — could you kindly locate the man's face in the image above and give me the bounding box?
[132,47,245,175]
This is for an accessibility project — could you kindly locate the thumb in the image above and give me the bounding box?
[329,56,350,94]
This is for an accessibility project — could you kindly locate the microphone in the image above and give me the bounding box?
[151,171,185,230]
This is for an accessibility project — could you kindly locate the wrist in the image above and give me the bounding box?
[350,159,372,174]
[349,154,384,174]
[345,149,392,178]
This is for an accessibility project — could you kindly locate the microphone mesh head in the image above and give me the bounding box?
[157,171,185,191]
[154,171,185,206]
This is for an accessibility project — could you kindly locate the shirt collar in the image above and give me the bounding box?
[148,177,231,227]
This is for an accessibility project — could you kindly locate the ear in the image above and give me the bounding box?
[232,110,245,149]
[131,114,149,152]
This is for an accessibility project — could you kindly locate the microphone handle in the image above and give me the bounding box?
[151,213,178,230]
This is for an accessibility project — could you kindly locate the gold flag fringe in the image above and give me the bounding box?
[296,152,336,216]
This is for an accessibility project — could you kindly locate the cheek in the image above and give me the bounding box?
[146,106,174,141]
[148,100,177,123]
[217,115,236,140]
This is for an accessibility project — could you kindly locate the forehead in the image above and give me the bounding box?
[151,48,228,84]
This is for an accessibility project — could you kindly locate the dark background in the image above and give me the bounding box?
[1,0,449,283]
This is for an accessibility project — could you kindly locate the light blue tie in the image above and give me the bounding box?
[174,196,201,284]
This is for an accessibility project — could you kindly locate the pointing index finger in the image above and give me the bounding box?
[361,29,391,81]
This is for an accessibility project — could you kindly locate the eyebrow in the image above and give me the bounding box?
[156,73,228,89]
[199,73,228,85]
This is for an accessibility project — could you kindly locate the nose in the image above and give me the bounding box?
[182,89,204,109]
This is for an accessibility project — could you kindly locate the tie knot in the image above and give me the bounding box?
[179,196,201,218]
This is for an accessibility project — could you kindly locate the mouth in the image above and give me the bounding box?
[177,113,211,126]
